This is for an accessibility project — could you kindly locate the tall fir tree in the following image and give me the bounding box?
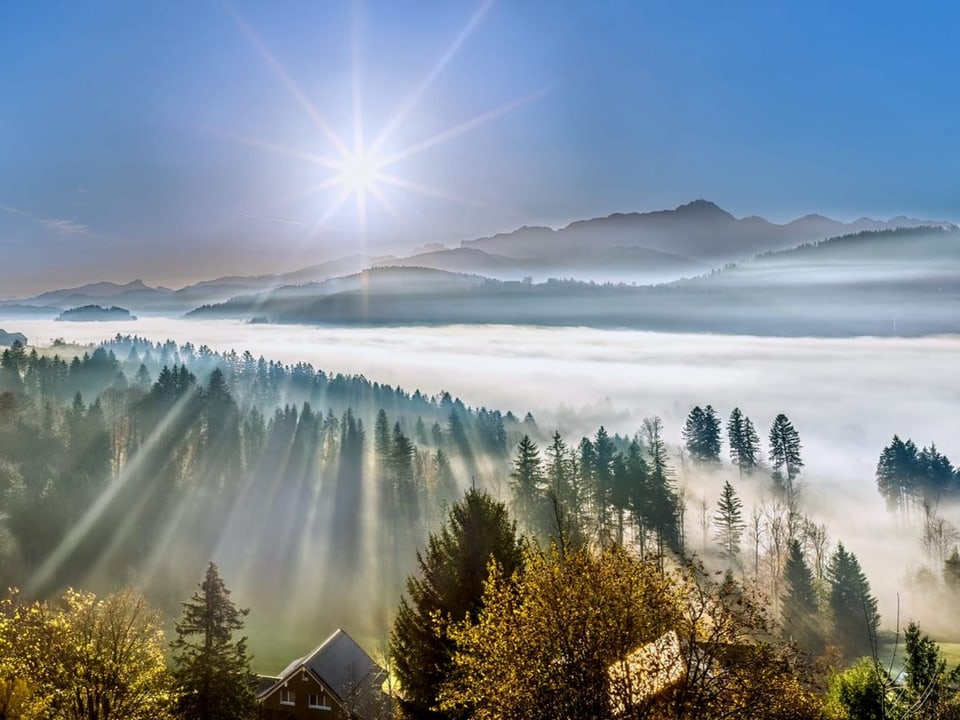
[876,435,919,517]
[510,435,544,533]
[781,539,822,653]
[713,480,745,563]
[682,406,707,461]
[828,543,880,660]
[592,426,616,545]
[642,416,680,557]
[769,414,803,495]
[391,489,523,720]
[682,406,722,466]
[727,407,761,476]
[171,562,256,720]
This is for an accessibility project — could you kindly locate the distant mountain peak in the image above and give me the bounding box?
[673,199,735,220]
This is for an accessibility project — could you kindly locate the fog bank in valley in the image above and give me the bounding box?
[6,315,959,629]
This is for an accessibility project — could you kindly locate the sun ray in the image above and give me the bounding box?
[368,0,494,157]
[224,1,351,159]
[351,0,365,157]
[314,185,356,229]
[213,130,342,170]
[26,390,200,596]
[262,174,344,212]
[367,182,401,222]
[377,171,519,214]
[221,1,547,239]
[355,186,368,241]
[378,84,555,169]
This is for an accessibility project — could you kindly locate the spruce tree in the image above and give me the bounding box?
[510,435,544,532]
[592,426,616,544]
[904,621,946,708]
[683,406,722,466]
[374,408,392,467]
[769,414,803,495]
[391,489,523,720]
[876,435,919,516]
[713,480,745,563]
[171,562,256,720]
[727,407,761,476]
[700,405,722,465]
[782,539,821,653]
[828,543,880,660]
[545,430,571,507]
[682,406,707,461]
[642,416,680,557]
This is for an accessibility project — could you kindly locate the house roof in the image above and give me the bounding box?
[256,675,281,696]
[260,629,386,715]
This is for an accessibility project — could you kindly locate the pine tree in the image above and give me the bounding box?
[727,407,761,476]
[391,489,523,720]
[682,406,722,466]
[545,431,571,507]
[701,405,722,465]
[917,443,955,505]
[769,414,803,495]
[782,539,821,653]
[374,409,392,468]
[828,543,880,660]
[510,435,544,532]
[592,426,616,545]
[713,480,745,563]
[682,406,707,461]
[876,435,919,516]
[171,562,256,720]
[904,621,946,708]
[642,417,680,557]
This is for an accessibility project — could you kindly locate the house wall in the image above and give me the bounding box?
[259,670,352,720]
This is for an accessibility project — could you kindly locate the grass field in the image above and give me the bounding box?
[878,641,960,678]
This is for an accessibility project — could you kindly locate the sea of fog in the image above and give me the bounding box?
[5,316,960,623]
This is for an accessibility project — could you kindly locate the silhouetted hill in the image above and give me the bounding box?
[458,200,949,267]
[6,201,953,314]
[187,267,488,319]
[56,305,137,322]
[373,244,700,283]
[189,227,960,337]
[678,225,960,289]
[29,279,155,306]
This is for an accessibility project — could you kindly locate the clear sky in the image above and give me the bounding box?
[2,1,959,295]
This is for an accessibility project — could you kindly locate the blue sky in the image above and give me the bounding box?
[2,1,959,294]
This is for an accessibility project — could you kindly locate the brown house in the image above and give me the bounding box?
[258,629,388,720]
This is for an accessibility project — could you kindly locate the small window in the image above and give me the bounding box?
[280,689,295,706]
[308,692,331,710]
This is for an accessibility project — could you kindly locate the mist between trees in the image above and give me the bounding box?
[1,334,959,673]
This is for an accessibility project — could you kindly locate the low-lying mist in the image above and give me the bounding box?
[6,315,959,637]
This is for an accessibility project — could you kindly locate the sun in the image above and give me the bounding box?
[336,151,382,194]
[224,0,549,237]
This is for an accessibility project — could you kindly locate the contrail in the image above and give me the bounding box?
[241,213,307,226]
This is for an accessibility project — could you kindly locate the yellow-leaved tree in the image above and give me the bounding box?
[438,545,825,720]
[0,587,172,720]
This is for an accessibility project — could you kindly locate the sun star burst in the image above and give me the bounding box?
[224,0,548,241]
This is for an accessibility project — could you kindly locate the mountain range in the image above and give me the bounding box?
[1,201,953,319]
[186,225,960,337]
